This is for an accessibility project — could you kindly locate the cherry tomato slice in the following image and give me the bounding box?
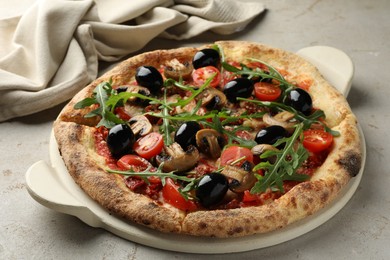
[162,178,198,211]
[242,190,259,203]
[192,66,221,88]
[302,129,334,153]
[254,82,282,101]
[133,132,164,160]
[220,146,254,167]
[117,154,151,171]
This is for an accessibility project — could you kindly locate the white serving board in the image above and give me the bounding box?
[25,46,365,254]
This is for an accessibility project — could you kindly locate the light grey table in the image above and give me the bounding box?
[1,0,389,259]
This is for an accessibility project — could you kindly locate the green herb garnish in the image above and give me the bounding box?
[251,123,310,193]
[74,81,124,128]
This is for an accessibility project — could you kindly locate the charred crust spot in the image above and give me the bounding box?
[198,222,208,229]
[147,202,158,209]
[290,196,297,209]
[337,151,362,177]
[321,191,329,203]
[142,219,151,225]
[227,226,244,236]
[69,125,82,142]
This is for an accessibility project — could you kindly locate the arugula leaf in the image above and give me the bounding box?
[161,88,174,146]
[105,91,164,112]
[222,59,293,92]
[74,97,97,109]
[251,123,310,194]
[237,97,339,136]
[74,81,124,128]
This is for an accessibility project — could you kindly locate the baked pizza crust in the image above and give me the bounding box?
[53,41,362,237]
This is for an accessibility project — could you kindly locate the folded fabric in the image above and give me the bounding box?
[0,0,265,122]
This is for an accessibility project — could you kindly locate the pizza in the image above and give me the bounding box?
[53,41,362,238]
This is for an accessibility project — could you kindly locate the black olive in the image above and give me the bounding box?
[115,86,128,93]
[255,125,288,145]
[205,95,221,110]
[174,121,201,150]
[106,124,135,158]
[135,66,163,93]
[196,172,228,208]
[192,48,220,69]
[240,160,253,172]
[284,88,313,116]
[222,78,254,103]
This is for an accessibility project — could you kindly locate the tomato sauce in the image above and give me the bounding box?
[94,127,118,169]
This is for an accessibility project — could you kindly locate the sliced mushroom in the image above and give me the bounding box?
[251,144,279,155]
[196,87,227,110]
[251,144,279,163]
[221,165,257,193]
[263,111,296,132]
[195,129,225,159]
[164,59,193,80]
[156,142,200,172]
[128,115,152,136]
[125,85,151,105]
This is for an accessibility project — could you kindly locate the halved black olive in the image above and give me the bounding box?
[192,48,220,69]
[115,86,128,93]
[255,125,288,145]
[174,121,201,150]
[284,88,313,116]
[196,172,228,208]
[222,78,254,103]
[135,66,163,93]
[106,124,135,158]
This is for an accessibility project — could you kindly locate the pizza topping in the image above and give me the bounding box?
[255,125,289,145]
[124,85,151,105]
[162,178,198,211]
[192,66,221,88]
[128,115,152,137]
[163,59,193,80]
[251,144,279,156]
[302,128,334,153]
[283,88,313,116]
[192,48,220,69]
[220,146,254,167]
[156,143,200,172]
[117,154,151,171]
[195,172,229,208]
[133,132,164,160]
[135,65,164,93]
[222,78,254,103]
[106,124,135,158]
[195,129,226,159]
[254,81,282,101]
[174,121,201,150]
[197,87,227,110]
[222,165,257,193]
[262,111,296,132]
[251,124,310,193]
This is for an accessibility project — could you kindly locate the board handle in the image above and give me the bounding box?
[297,46,354,97]
[25,160,102,227]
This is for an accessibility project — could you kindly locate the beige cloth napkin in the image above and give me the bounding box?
[0,0,265,122]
